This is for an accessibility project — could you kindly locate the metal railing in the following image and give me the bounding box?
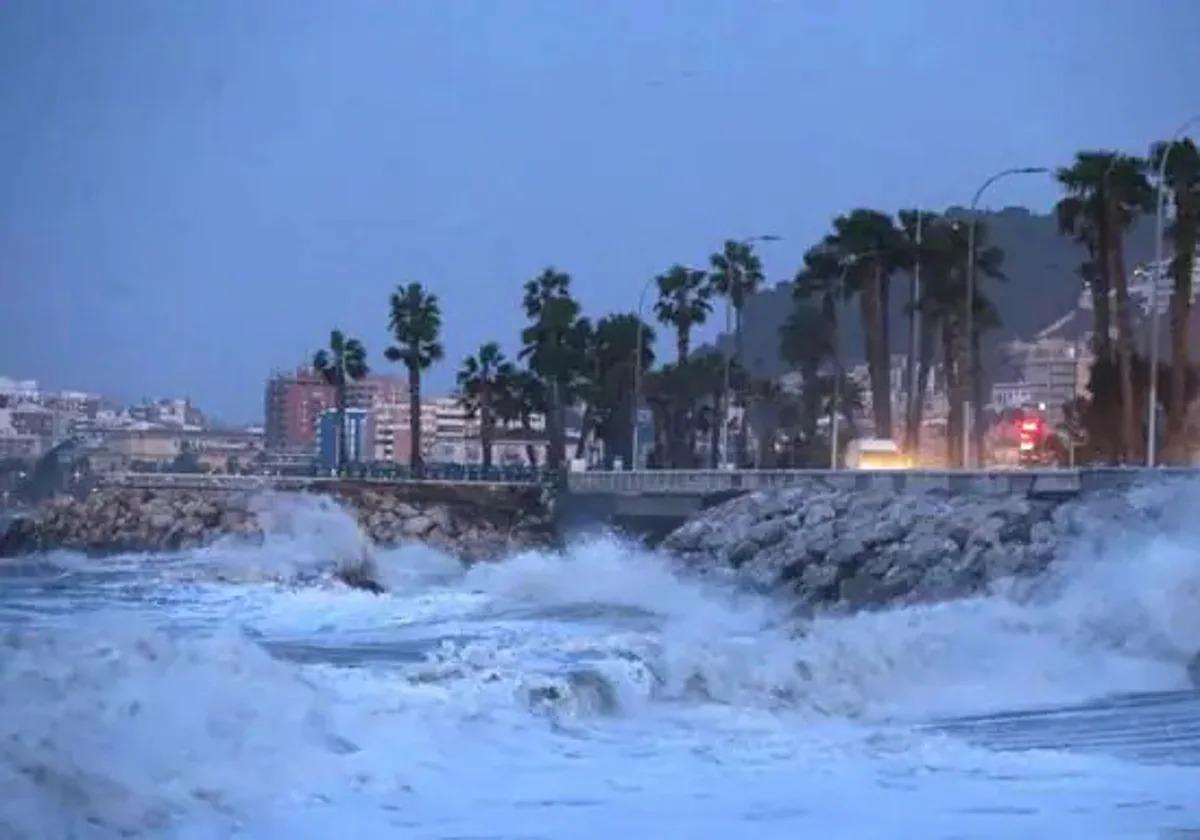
[99,464,553,491]
[564,466,1200,496]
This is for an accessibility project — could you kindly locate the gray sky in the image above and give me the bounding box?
[2,1,1198,423]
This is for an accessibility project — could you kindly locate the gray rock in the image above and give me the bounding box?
[402,514,437,537]
[803,501,836,527]
[725,539,759,568]
[745,518,789,548]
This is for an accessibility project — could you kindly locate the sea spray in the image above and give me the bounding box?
[1,485,1198,837]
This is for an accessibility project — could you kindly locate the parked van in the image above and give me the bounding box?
[844,437,909,470]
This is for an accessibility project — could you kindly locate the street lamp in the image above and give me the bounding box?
[828,250,879,469]
[1147,114,1200,467]
[631,274,659,470]
[965,166,1048,469]
[718,234,781,469]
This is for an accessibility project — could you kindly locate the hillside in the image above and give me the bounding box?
[721,206,1156,384]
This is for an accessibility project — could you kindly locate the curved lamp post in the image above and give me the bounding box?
[965,166,1048,468]
[631,274,658,470]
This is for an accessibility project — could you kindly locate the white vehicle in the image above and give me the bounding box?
[844,437,909,470]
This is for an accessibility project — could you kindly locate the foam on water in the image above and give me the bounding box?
[1,488,1199,837]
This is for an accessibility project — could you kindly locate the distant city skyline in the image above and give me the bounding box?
[3,1,1198,422]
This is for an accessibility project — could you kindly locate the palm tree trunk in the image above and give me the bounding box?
[910,311,937,458]
[336,384,347,473]
[860,264,890,438]
[677,327,690,367]
[1108,198,1139,463]
[708,393,721,469]
[1167,193,1196,463]
[1094,223,1114,364]
[521,417,538,467]
[880,267,892,437]
[943,318,963,468]
[481,392,493,472]
[970,324,986,466]
[548,379,564,471]
[409,368,422,474]
[904,278,918,455]
[801,360,821,442]
[734,307,748,467]
[574,406,591,461]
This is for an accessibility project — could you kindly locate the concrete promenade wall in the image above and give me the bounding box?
[565,467,1200,499]
[558,467,1200,543]
[96,472,546,516]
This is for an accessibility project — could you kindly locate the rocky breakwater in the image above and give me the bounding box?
[0,482,553,562]
[662,478,1159,611]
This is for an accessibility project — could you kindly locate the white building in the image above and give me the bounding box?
[999,336,1091,421]
[990,382,1035,412]
[0,377,41,403]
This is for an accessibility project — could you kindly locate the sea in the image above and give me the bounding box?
[1,492,1198,839]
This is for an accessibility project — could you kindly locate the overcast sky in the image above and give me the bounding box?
[3,1,1199,422]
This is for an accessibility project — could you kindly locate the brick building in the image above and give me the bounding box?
[264,367,335,452]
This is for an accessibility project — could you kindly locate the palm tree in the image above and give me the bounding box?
[494,367,545,467]
[745,377,790,468]
[709,240,765,465]
[1150,138,1200,463]
[384,282,443,473]
[654,264,711,363]
[520,268,590,471]
[817,210,909,440]
[779,298,834,445]
[457,342,514,471]
[680,350,729,469]
[583,313,654,465]
[312,329,369,471]
[1057,152,1153,462]
[910,215,1003,466]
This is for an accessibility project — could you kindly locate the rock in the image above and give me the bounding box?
[726,539,759,568]
[798,561,838,594]
[803,501,836,528]
[402,514,437,538]
[0,516,38,556]
[745,518,789,548]
[427,505,457,537]
[1188,652,1200,688]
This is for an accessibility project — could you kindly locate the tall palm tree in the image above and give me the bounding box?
[1056,196,1110,362]
[912,215,1004,466]
[709,240,765,465]
[457,342,514,471]
[580,314,655,465]
[779,298,834,445]
[651,265,708,466]
[312,329,369,471]
[1150,138,1200,463]
[1057,151,1153,462]
[494,367,545,467]
[678,350,728,469]
[819,210,909,440]
[654,264,711,363]
[384,282,443,473]
[520,268,590,471]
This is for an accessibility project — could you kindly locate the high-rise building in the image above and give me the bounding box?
[264,367,336,452]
